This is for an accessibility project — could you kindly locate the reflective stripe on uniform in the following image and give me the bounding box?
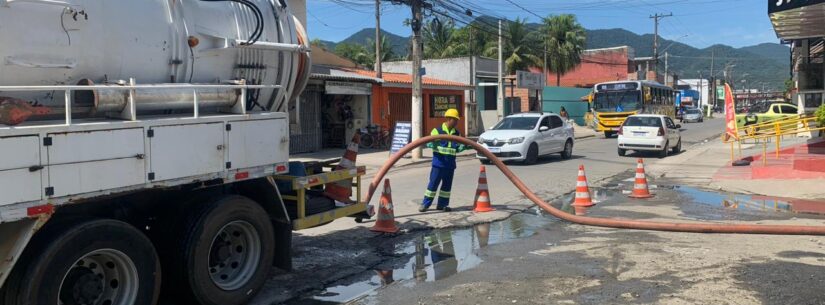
[438,190,451,198]
[435,146,457,156]
[424,190,437,198]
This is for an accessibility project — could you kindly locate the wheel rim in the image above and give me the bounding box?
[565,142,572,156]
[208,221,262,291]
[58,249,139,305]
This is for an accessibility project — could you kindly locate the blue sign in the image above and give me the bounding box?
[675,92,682,107]
[616,104,624,112]
[390,121,412,157]
[419,67,427,76]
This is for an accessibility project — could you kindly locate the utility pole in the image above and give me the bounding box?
[709,50,715,111]
[497,19,504,120]
[374,0,382,78]
[410,0,424,160]
[650,12,672,79]
[664,52,669,86]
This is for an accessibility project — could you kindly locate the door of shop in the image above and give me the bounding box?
[388,93,412,130]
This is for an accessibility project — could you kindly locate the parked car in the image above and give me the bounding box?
[682,108,704,123]
[735,102,797,128]
[477,113,575,164]
[617,114,682,158]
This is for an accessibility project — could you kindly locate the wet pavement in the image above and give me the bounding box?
[279,172,825,305]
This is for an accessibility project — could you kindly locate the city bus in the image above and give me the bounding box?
[591,80,676,137]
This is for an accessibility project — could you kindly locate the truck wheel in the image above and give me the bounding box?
[0,219,160,305]
[167,196,274,305]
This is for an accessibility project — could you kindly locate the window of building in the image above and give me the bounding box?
[483,86,497,110]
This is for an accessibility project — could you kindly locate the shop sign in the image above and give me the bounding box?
[430,95,461,118]
[390,121,412,156]
[516,70,544,90]
[325,81,372,95]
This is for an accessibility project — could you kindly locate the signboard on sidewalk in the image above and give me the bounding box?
[390,121,412,157]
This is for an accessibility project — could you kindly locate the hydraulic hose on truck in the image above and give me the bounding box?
[365,135,825,236]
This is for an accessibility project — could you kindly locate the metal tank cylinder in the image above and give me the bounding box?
[0,0,310,113]
[73,79,241,113]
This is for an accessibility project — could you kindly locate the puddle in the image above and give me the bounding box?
[287,213,551,304]
[673,186,825,218]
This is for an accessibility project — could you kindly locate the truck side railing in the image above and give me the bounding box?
[0,79,279,126]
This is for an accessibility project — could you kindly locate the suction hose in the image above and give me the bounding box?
[365,135,825,235]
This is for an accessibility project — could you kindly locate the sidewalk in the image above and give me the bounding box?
[647,135,825,200]
[292,129,599,174]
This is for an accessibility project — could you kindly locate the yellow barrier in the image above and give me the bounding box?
[725,115,823,163]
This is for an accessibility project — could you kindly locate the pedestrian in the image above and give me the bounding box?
[420,108,466,212]
[559,106,570,121]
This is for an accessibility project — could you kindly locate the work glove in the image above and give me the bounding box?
[426,142,435,149]
[456,144,467,153]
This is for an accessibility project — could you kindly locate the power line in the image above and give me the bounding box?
[501,0,542,19]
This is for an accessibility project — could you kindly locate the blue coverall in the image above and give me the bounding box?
[422,123,465,209]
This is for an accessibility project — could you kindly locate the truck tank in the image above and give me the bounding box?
[0,0,310,118]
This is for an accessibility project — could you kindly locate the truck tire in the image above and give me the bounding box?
[166,195,274,305]
[0,218,160,305]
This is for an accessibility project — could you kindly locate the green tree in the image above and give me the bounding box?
[309,38,327,50]
[484,18,541,74]
[452,25,491,57]
[334,43,370,67]
[364,36,397,68]
[542,14,586,86]
[423,17,458,59]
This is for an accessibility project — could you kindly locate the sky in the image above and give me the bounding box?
[306,0,779,49]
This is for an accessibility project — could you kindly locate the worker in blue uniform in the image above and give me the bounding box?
[420,108,466,212]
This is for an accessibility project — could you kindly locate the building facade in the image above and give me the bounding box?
[769,0,825,115]
[539,46,640,88]
[382,57,499,136]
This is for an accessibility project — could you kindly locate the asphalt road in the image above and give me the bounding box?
[251,118,727,304]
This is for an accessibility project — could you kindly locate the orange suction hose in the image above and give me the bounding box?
[365,135,825,235]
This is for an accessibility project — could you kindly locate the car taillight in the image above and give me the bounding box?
[657,127,664,136]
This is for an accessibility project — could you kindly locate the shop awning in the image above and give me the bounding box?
[310,65,383,83]
[769,0,825,40]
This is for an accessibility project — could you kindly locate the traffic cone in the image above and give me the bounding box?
[629,158,653,198]
[371,179,400,233]
[324,133,360,204]
[572,165,594,207]
[473,166,495,212]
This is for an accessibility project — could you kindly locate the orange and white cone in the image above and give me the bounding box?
[371,179,400,233]
[473,166,495,213]
[629,158,653,198]
[572,165,594,207]
[324,133,360,204]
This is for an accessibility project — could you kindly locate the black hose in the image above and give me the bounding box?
[199,0,263,45]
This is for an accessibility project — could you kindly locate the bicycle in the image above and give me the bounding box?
[359,124,392,149]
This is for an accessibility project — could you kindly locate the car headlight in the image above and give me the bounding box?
[477,137,485,144]
[509,137,524,144]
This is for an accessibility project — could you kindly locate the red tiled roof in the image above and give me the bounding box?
[344,68,473,88]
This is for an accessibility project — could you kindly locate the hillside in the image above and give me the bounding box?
[325,23,789,89]
[324,28,409,56]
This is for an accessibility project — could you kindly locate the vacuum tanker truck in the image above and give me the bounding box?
[0,1,365,304]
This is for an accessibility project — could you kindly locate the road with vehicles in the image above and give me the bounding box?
[251,118,728,304]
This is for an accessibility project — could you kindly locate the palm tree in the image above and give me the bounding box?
[542,14,586,86]
[363,36,396,68]
[423,17,458,59]
[484,18,541,74]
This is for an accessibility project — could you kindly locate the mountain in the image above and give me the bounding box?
[336,28,410,57]
[584,28,789,89]
[325,22,789,89]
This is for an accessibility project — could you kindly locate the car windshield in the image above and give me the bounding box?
[593,91,641,112]
[492,117,539,130]
[623,116,662,127]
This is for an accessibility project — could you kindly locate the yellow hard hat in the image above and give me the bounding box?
[445,108,460,120]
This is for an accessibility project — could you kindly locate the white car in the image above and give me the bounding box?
[617,114,682,158]
[477,113,575,164]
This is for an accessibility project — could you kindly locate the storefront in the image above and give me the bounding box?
[290,65,380,153]
[344,69,472,136]
[769,0,825,113]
